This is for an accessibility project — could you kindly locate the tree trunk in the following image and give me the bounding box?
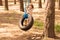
[0,0,3,6]
[14,0,16,4]
[58,0,60,9]
[39,0,42,8]
[19,0,24,12]
[44,0,55,38]
[5,0,8,10]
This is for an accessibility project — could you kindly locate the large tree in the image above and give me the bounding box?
[44,0,55,38]
[0,0,3,6]
[39,0,42,8]
[5,0,8,10]
[58,0,60,9]
[19,0,24,11]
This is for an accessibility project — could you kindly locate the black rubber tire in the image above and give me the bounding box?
[19,14,34,31]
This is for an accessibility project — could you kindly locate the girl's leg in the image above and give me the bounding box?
[24,19,28,26]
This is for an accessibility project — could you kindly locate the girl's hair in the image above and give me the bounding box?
[27,3,34,9]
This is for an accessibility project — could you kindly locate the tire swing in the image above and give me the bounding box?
[19,0,34,31]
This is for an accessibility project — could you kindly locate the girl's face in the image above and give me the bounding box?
[29,5,32,9]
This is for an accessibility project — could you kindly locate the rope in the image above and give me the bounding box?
[24,0,27,14]
[24,0,30,13]
[23,0,30,19]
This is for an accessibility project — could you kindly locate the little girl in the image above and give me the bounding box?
[24,3,34,26]
[27,3,34,15]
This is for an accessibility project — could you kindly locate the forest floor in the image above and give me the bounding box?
[0,9,60,40]
[0,2,60,40]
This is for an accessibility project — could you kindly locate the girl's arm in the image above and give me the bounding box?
[27,8,33,15]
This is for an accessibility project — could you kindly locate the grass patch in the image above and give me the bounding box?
[55,24,60,33]
[34,20,44,30]
[34,20,60,33]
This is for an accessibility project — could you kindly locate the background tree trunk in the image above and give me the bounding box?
[5,0,8,10]
[19,0,24,12]
[58,0,60,9]
[0,0,3,6]
[44,0,55,38]
[39,0,42,8]
[14,0,16,4]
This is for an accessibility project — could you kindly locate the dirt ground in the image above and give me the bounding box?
[0,10,60,40]
[0,11,44,40]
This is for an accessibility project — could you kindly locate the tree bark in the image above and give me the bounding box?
[5,0,8,10]
[19,0,24,12]
[39,0,42,8]
[0,0,3,6]
[58,0,60,9]
[44,0,55,38]
[14,0,16,4]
